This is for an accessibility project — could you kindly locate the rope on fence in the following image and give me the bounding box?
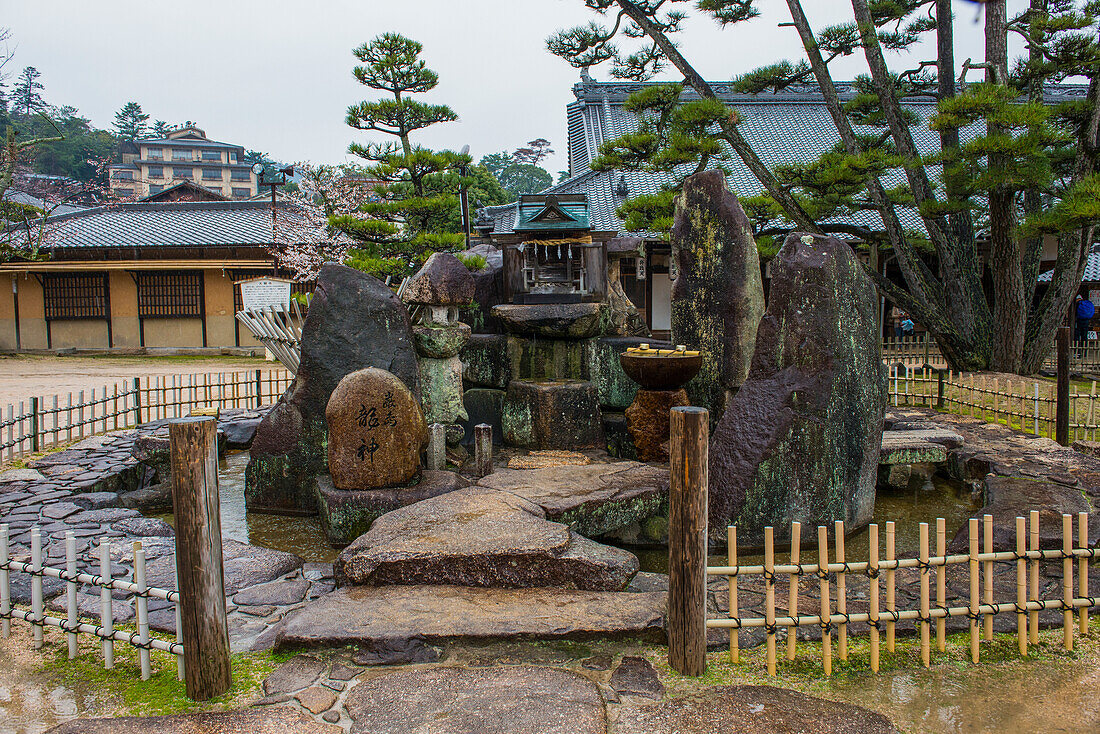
[0,525,184,680]
[706,511,1095,677]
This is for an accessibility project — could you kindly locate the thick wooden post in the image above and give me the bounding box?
[170,417,231,701]
[1057,326,1070,445]
[474,424,493,478]
[668,406,708,677]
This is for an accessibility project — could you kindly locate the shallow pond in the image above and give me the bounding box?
[158,451,337,563]
[631,465,979,573]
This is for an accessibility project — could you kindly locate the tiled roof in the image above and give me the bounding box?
[488,80,1090,238]
[37,201,319,250]
[1039,249,1100,283]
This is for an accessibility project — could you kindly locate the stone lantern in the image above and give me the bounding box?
[402,253,476,454]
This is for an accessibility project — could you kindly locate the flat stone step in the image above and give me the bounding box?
[274,585,667,650]
[46,707,339,733]
[343,666,607,734]
[333,487,639,590]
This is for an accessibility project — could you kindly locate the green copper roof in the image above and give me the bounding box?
[513,194,590,233]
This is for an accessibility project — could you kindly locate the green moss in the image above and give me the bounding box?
[38,628,292,717]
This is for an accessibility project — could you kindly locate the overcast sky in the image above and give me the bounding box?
[3,0,1020,176]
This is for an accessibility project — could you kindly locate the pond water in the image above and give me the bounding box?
[158,451,337,563]
[160,455,976,571]
[631,464,979,574]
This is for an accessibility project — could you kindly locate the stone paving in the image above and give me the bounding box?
[0,408,334,652]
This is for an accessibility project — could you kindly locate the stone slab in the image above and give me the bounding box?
[275,585,666,649]
[344,666,607,734]
[313,470,468,547]
[879,433,948,465]
[614,685,898,734]
[47,708,340,734]
[144,539,302,595]
[476,462,669,537]
[333,487,637,590]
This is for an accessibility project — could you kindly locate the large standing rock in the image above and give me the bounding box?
[670,170,764,420]
[245,265,419,514]
[325,368,426,491]
[709,234,886,545]
[334,486,638,590]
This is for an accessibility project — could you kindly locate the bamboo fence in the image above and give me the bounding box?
[707,512,1096,676]
[882,336,1100,373]
[1,368,292,464]
[886,364,1100,443]
[0,525,183,682]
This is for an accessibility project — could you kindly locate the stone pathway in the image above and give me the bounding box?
[0,408,332,652]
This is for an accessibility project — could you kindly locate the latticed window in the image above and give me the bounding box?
[136,271,204,318]
[42,273,108,320]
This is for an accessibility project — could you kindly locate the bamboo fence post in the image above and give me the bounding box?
[1016,516,1027,657]
[1029,510,1040,645]
[77,390,85,439]
[993,378,1000,425]
[1080,511,1090,635]
[0,524,8,639]
[170,417,232,700]
[51,395,58,446]
[818,524,831,676]
[667,406,709,677]
[727,525,738,664]
[765,525,776,676]
[1062,513,1074,650]
[99,539,114,669]
[869,523,880,673]
[65,531,77,659]
[31,528,43,650]
[886,521,896,652]
[1034,382,1041,435]
[936,517,946,652]
[919,522,931,668]
[835,520,848,661]
[1048,383,1056,439]
[1088,382,1097,441]
[982,514,995,640]
[969,517,980,663]
[134,541,150,680]
[787,521,801,661]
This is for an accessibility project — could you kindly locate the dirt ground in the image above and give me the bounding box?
[0,355,282,409]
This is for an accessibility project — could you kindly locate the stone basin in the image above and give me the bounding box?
[492,303,605,339]
[619,350,702,391]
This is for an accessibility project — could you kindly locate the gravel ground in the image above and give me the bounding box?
[0,355,283,409]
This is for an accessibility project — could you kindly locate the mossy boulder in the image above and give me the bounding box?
[246,265,419,514]
[508,335,592,381]
[670,170,764,422]
[708,234,886,546]
[419,356,468,426]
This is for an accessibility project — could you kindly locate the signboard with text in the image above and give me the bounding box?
[237,277,292,311]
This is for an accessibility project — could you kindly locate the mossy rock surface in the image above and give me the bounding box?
[501,379,604,450]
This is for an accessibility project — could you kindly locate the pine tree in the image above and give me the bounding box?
[112,101,149,141]
[151,120,172,137]
[338,32,469,274]
[550,0,1100,374]
[11,66,44,116]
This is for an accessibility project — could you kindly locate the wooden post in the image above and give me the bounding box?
[886,521,896,652]
[1062,513,1074,651]
[727,525,738,664]
[667,406,709,677]
[1029,510,1040,645]
[1016,516,1027,657]
[787,521,801,661]
[1057,326,1070,445]
[764,525,776,676]
[169,417,231,701]
[983,514,994,641]
[834,520,848,661]
[936,517,946,652]
[919,522,931,668]
[1080,512,1090,636]
[474,424,493,478]
[818,524,832,676]
[869,523,880,673]
[969,517,980,663]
